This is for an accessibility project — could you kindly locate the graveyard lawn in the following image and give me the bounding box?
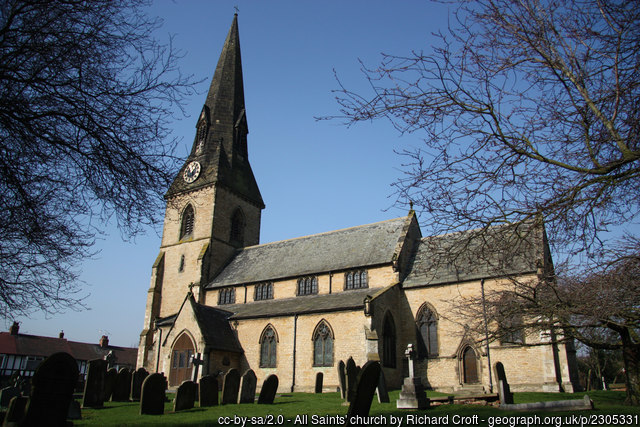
[74,390,640,426]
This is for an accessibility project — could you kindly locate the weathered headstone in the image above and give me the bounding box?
[67,399,82,420]
[199,375,219,407]
[104,367,117,402]
[3,396,28,425]
[173,380,197,411]
[221,368,240,405]
[376,370,390,403]
[112,368,132,401]
[140,373,166,415]
[495,362,514,405]
[346,361,381,424]
[257,374,278,404]
[345,357,357,402]
[130,367,149,401]
[21,352,79,427]
[337,360,346,399]
[238,369,257,404]
[82,358,107,408]
[315,372,323,393]
[396,344,429,410]
[0,386,20,408]
[191,353,204,382]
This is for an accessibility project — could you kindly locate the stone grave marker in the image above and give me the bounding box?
[376,370,390,403]
[82,358,107,408]
[140,373,166,415]
[112,368,132,401]
[257,374,278,404]
[104,367,117,401]
[396,344,429,409]
[67,400,82,420]
[346,361,381,424]
[495,362,514,405]
[0,386,20,408]
[174,380,197,411]
[315,372,323,393]
[199,375,218,407]
[130,367,149,401]
[21,352,79,427]
[238,369,257,404]
[191,353,204,382]
[345,357,357,402]
[221,368,240,405]
[337,360,346,399]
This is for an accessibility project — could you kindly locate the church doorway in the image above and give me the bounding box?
[169,333,195,386]
[462,346,479,384]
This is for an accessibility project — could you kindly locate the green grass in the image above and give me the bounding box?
[75,390,640,426]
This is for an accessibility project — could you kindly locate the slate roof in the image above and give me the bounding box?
[207,216,411,288]
[223,287,376,320]
[402,221,543,288]
[191,301,243,353]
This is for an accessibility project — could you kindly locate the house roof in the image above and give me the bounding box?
[402,221,543,288]
[207,216,411,288]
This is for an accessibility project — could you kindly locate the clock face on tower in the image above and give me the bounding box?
[183,161,201,183]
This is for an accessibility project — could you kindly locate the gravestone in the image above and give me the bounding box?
[82,358,107,408]
[104,367,117,402]
[140,373,166,415]
[0,386,20,408]
[396,344,429,409]
[238,369,257,404]
[67,400,82,420]
[191,353,204,382]
[112,368,132,401]
[337,360,346,399]
[3,396,28,425]
[315,372,323,393]
[376,370,390,403]
[21,352,79,427]
[130,367,149,401]
[257,374,278,404]
[221,368,240,405]
[346,361,381,424]
[199,375,219,407]
[495,362,514,405]
[173,380,197,411]
[345,357,357,402]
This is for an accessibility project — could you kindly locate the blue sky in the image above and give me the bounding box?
[14,1,451,346]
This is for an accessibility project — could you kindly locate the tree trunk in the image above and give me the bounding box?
[619,328,640,405]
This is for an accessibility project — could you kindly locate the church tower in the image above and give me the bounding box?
[137,14,263,369]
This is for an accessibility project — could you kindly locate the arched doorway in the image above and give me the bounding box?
[170,333,195,386]
[462,346,479,384]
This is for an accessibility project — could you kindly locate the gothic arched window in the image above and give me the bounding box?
[345,270,368,290]
[417,304,439,357]
[297,276,318,296]
[254,283,273,301]
[230,208,245,246]
[313,321,334,367]
[260,325,277,368]
[382,313,396,368]
[180,205,195,240]
[218,288,235,305]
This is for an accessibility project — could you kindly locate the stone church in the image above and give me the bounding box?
[137,15,579,394]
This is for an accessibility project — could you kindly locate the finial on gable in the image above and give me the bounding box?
[234,5,239,15]
[409,200,415,216]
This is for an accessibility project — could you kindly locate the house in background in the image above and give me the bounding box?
[0,322,136,386]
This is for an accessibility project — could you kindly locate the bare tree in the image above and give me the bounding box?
[0,0,196,317]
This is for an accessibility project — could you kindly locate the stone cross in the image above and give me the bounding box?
[405,344,416,378]
[104,350,116,368]
[190,353,204,382]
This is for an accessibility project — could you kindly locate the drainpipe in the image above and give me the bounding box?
[291,314,298,392]
[155,326,163,373]
[481,279,493,392]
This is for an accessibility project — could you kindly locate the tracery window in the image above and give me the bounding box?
[254,282,273,301]
[416,304,438,357]
[297,276,318,296]
[180,204,195,240]
[345,270,368,290]
[313,321,334,367]
[260,325,277,368]
[218,288,235,305]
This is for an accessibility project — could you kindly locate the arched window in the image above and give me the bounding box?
[313,321,334,367]
[254,283,273,301]
[180,204,195,240]
[297,276,318,296]
[218,288,235,305]
[345,270,368,290]
[260,325,277,368]
[382,313,396,368]
[416,304,438,357]
[230,208,245,246]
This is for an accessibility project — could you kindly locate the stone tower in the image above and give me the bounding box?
[137,14,264,369]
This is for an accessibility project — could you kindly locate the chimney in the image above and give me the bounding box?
[9,321,19,335]
[59,330,65,339]
[99,335,109,348]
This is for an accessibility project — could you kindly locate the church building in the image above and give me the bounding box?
[137,15,579,394]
